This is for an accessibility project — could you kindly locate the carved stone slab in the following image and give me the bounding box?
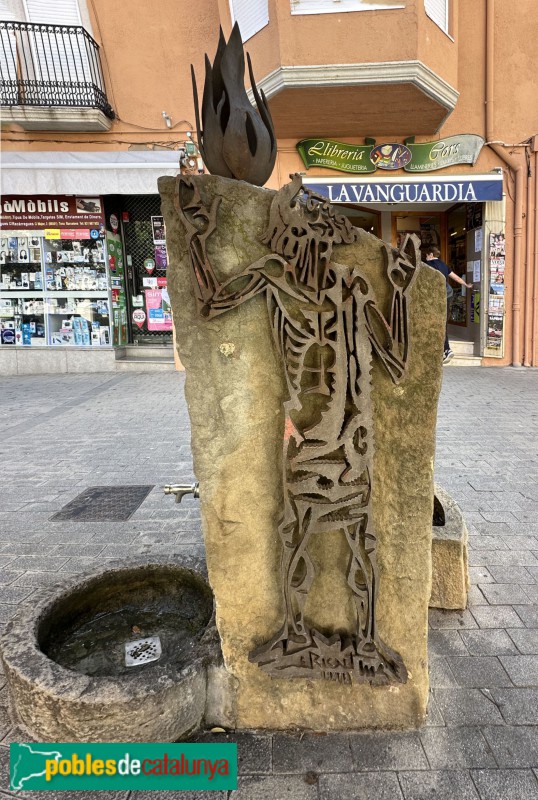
[160,174,446,730]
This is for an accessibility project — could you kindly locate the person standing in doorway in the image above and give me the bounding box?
[425,247,473,364]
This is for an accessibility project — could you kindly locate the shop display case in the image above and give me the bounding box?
[0,234,112,347]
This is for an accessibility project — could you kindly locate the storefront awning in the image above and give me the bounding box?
[303,174,504,204]
[0,151,181,196]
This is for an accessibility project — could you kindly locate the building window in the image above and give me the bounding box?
[229,0,269,41]
[424,0,449,33]
[290,0,405,16]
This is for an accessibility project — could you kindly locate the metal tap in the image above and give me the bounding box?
[163,481,200,504]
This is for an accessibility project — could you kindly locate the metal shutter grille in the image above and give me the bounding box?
[229,0,269,41]
[424,0,448,32]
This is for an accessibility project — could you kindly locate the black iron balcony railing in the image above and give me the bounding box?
[0,20,114,118]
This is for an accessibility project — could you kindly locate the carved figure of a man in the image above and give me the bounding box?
[176,175,419,685]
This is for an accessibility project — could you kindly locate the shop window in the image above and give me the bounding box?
[424,0,449,34]
[229,0,269,41]
[290,0,405,16]
[0,233,112,347]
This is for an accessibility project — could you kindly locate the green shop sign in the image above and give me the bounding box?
[297,135,484,174]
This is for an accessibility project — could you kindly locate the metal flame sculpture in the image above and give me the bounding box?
[191,23,277,186]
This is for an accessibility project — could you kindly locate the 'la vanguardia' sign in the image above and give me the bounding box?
[297,135,485,174]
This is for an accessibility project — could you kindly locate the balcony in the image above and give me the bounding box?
[0,21,115,131]
[244,1,459,139]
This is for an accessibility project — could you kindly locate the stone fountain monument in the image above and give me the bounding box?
[159,24,446,730]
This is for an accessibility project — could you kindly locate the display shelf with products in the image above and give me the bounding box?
[0,233,113,348]
[46,296,110,346]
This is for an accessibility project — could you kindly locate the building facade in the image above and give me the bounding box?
[1,0,537,371]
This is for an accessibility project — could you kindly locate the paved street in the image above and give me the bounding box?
[0,367,537,799]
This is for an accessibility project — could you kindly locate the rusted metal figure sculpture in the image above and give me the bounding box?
[191,23,276,186]
[175,174,419,685]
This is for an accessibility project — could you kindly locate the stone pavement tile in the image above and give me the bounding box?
[507,628,538,654]
[470,551,538,567]
[12,571,67,588]
[522,585,538,603]
[471,606,524,629]
[480,512,519,524]
[470,769,538,800]
[273,733,353,773]
[398,770,479,800]
[460,630,519,656]
[0,572,22,586]
[47,544,106,557]
[319,771,403,799]
[472,523,512,537]
[425,694,445,726]
[468,536,508,551]
[234,775,318,799]
[0,560,15,571]
[503,536,538,551]
[479,584,533,605]
[488,566,536,584]
[349,732,428,771]
[428,630,468,656]
[0,604,21,621]
[190,731,271,773]
[482,726,538,767]
[7,556,69,572]
[490,688,538,725]
[131,794,226,800]
[419,729,496,769]
[0,586,34,605]
[432,689,504,726]
[445,657,512,688]
[528,566,538,581]
[429,609,478,630]
[499,655,538,686]
[469,586,489,605]
[428,657,459,688]
[469,567,495,585]
[58,557,116,572]
[0,543,55,556]
[514,606,538,627]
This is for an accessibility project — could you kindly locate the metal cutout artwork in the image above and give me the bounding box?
[191,23,277,186]
[176,174,419,686]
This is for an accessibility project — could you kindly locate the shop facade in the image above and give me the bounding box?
[0,152,179,374]
[270,132,518,366]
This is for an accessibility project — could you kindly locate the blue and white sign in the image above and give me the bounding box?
[303,175,503,204]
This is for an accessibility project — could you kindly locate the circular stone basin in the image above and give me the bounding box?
[0,556,219,743]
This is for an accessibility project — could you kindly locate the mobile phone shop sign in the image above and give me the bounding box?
[10,743,237,792]
[297,135,485,174]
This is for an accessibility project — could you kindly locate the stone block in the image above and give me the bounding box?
[430,484,470,610]
[160,174,446,730]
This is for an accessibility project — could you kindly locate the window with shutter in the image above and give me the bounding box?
[23,0,92,85]
[424,0,449,33]
[291,0,404,16]
[229,0,269,41]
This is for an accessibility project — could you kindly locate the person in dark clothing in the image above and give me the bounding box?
[425,246,473,364]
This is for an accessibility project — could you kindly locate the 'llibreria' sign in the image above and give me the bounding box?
[303,177,503,204]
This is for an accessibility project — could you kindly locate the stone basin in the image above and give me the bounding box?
[0,556,219,743]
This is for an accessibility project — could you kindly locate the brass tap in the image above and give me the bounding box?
[163,482,200,504]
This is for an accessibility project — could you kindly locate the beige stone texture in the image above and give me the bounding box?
[430,484,470,610]
[160,175,446,731]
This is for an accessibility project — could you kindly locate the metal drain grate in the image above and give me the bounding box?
[50,485,154,522]
[125,636,162,667]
